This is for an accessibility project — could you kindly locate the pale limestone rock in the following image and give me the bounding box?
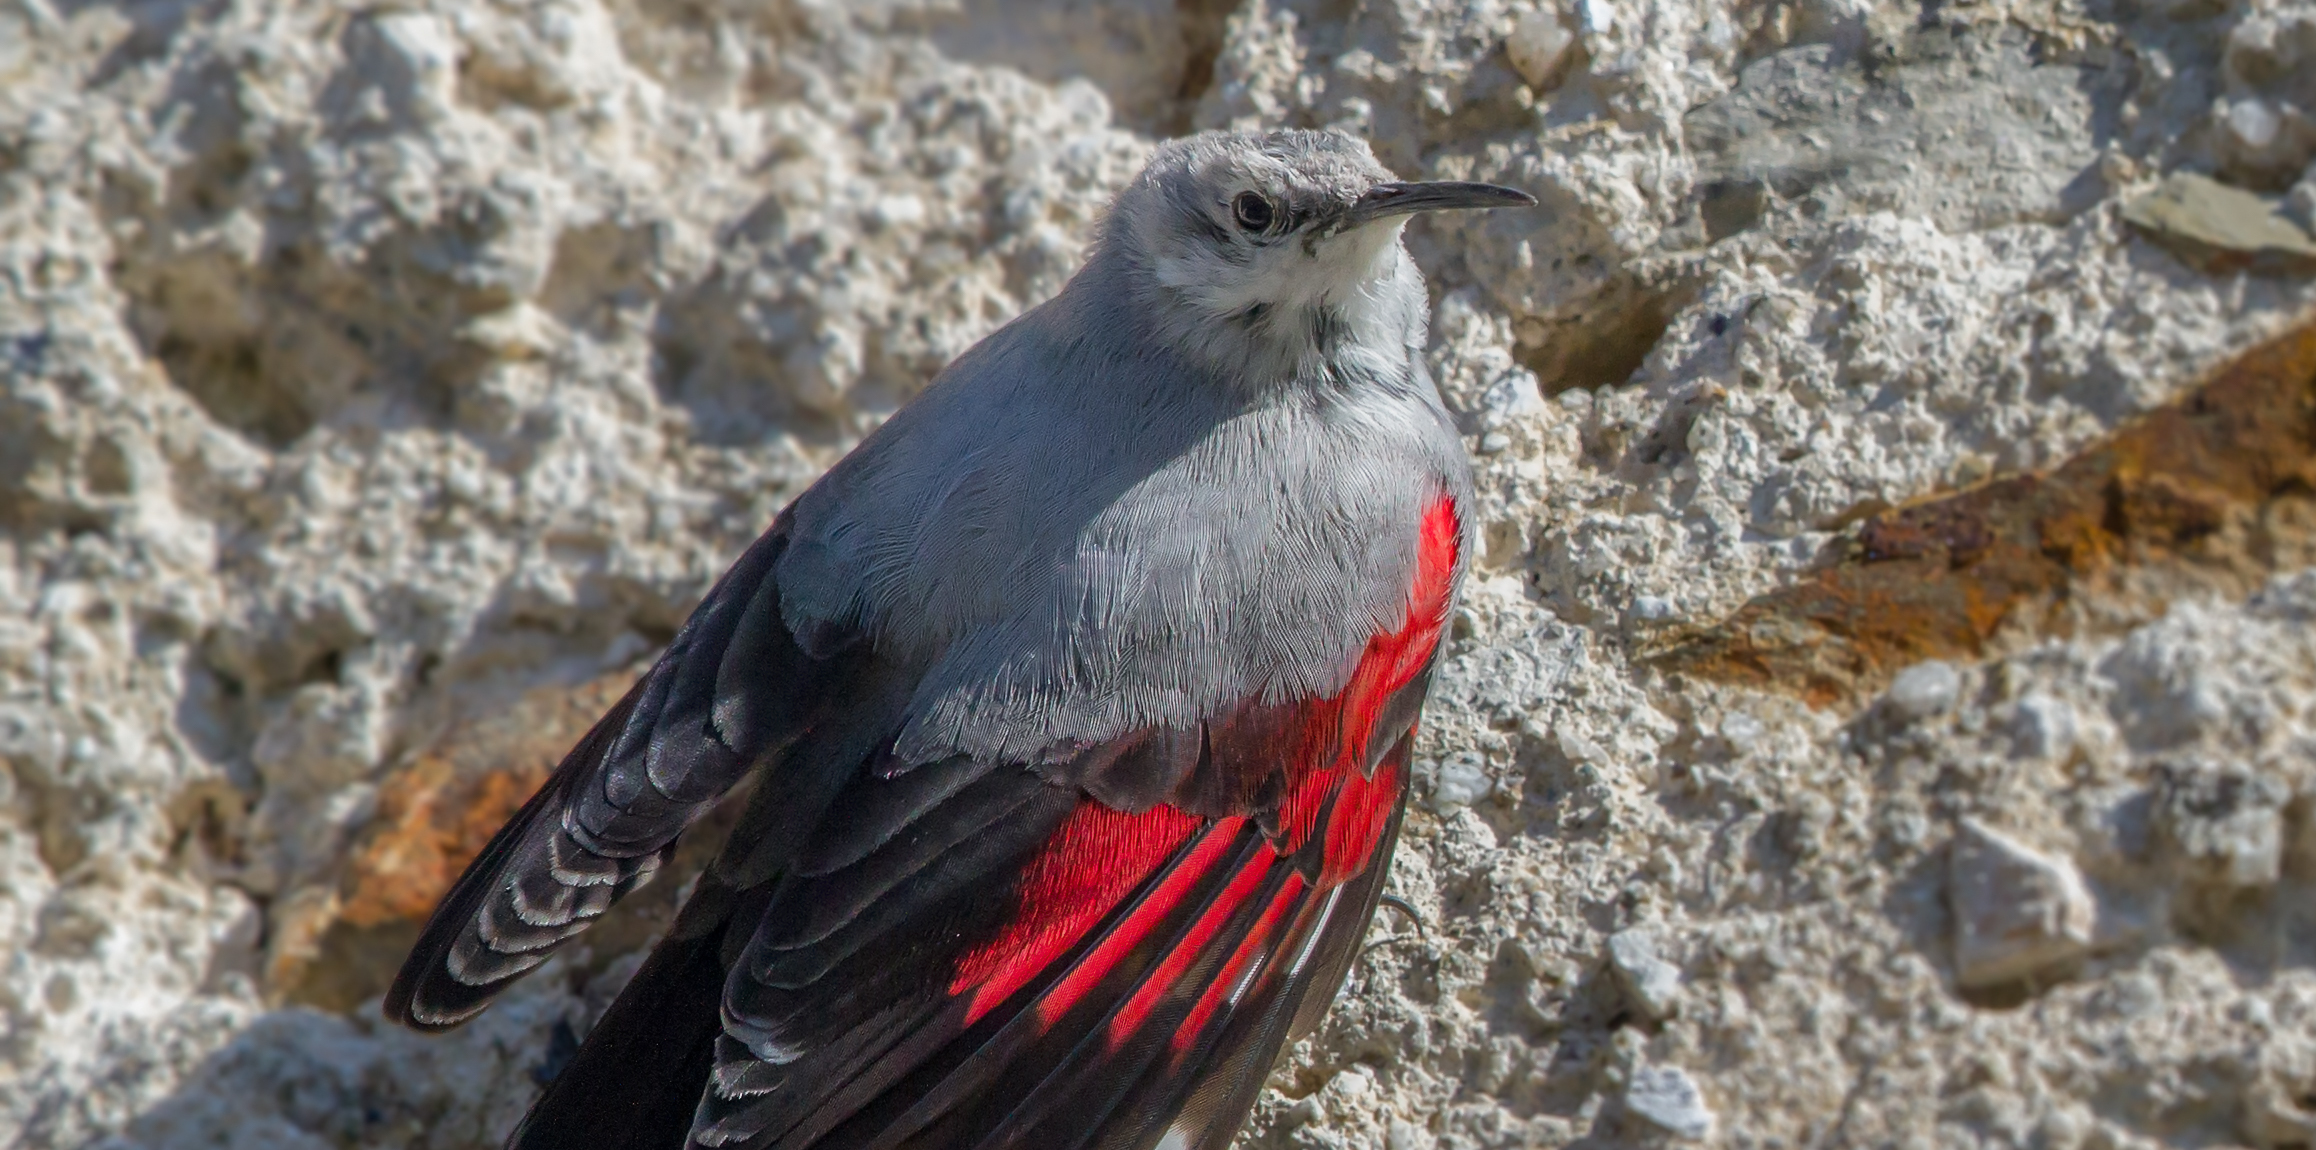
[2123,172,2316,271]
[2158,759,2289,889]
[2217,8,2316,183]
[1625,1065,1715,1139]
[1428,749,1494,812]
[2289,167,2316,232]
[1948,818,2096,988]
[1887,660,1962,722]
[1385,1117,1435,1150]
[2011,692,2079,761]
[1607,926,1684,1020]
[1505,9,1576,91]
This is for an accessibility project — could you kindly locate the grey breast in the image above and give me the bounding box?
[771,286,1471,768]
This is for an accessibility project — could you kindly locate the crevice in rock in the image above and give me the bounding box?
[1517,279,1675,396]
[649,276,822,448]
[295,648,344,688]
[458,50,576,114]
[151,330,315,449]
[1646,315,2316,707]
[165,779,253,877]
[915,0,1240,136]
[1697,177,1771,244]
[82,437,132,497]
[1165,0,1241,136]
[116,232,496,449]
[540,221,663,333]
[1953,977,2044,1012]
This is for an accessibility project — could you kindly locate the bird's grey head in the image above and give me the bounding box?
[1092,129,1534,379]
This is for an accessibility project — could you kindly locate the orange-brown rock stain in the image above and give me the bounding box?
[338,673,634,932]
[1652,316,2316,704]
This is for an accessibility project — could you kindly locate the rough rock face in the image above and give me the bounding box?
[4,0,2316,1146]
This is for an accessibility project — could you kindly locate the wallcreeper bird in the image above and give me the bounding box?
[386,128,1533,1150]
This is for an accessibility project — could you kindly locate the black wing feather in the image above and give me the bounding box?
[506,882,739,1150]
[382,682,647,1027]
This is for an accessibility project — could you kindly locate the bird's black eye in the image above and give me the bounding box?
[1232,192,1276,232]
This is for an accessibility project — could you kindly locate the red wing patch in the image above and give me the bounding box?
[948,802,1206,1025]
[1169,870,1307,1061]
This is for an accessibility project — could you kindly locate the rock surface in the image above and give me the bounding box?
[1948,817,2096,989]
[2125,171,2316,271]
[1622,1065,1716,1140]
[5,0,2316,1147]
[1605,926,1684,1021]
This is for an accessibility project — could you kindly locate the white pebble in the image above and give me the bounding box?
[1606,927,1683,1019]
[2010,692,2077,759]
[2226,98,2281,150]
[1505,10,1575,89]
[1626,1065,1714,1139]
[1886,660,1960,721]
[1949,818,2095,988]
[1431,752,1493,811]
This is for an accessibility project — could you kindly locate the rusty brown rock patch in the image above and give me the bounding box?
[278,668,746,1012]
[336,675,634,933]
[1650,316,2316,705]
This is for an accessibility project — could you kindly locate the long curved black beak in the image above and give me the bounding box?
[1347,181,1536,225]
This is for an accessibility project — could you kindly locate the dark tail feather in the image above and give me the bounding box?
[509,888,742,1150]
